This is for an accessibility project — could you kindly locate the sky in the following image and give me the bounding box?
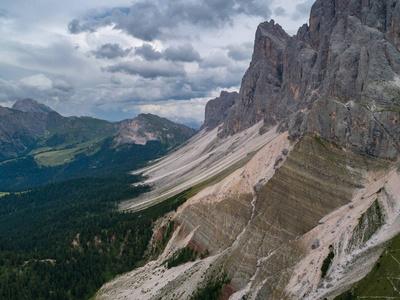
[0,0,314,129]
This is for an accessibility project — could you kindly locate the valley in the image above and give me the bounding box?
[1,0,400,299]
[0,100,196,189]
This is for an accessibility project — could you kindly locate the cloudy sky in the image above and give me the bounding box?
[0,0,314,128]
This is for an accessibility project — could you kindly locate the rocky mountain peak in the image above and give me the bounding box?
[255,20,288,47]
[200,91,237,131]
[218,20,289,137]
[216,0,400,159]
[12,98,53,114]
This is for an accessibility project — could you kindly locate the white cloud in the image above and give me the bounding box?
[20,74,52,90]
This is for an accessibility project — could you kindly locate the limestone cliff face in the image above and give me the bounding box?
[12,98,54,114]
[220,0,400,160]
[221,21,289,135]
[200,91,237,131]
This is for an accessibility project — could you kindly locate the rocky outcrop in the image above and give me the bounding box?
[115,113,196,148]
[220,21,289,136]
[200,91,237,131]
[219,0,400,159]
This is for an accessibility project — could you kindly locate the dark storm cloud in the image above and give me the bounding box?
[68,17,113,34]
[110,76,122,85]
[0,9,8,18]
[0,77,75,104]
[90,43,132,59]
[104,59,186,79]
[102,42,247,102]
[274,7,286,17]
[234,0,272,17]
[68,0,272,41]
[135,44,163,61]
[164,44,200,62]
[96,57,245,105]
[186,66,243,93]
[226,43,253,61]
[135,43,200,62]
[112,2,166,41]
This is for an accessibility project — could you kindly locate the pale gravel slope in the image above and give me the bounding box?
[120,122,279,211]
[176,130,291,210]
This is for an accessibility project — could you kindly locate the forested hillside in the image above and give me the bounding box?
[0,175,190,299]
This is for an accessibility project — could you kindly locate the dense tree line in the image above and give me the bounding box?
[0,175,192,299]
[165,247,200,269]
[191,273,231,300]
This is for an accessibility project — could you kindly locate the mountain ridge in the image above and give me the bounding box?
[219,0,400,160]
[0,99,196,189]
[200,91,238,131]
[0,99,196,162]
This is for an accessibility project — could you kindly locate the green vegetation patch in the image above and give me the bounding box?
[321,245,335,278]
[313,136,342,150]
[164,247,202,269]
[347,199,383,253]
[34,147,81,166]
[191,273,231,300]
[335,232,400,299]
[33,138,104,167]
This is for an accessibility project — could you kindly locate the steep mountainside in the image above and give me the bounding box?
[97,0,400,299]
[200,91,238,131]
[221,0,400,160]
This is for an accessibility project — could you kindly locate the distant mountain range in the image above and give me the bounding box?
[0,98,196,189]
